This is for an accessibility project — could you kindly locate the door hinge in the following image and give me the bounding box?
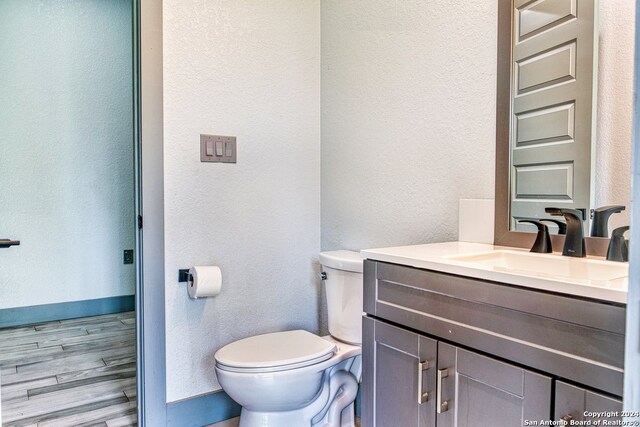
[138,215,143,229]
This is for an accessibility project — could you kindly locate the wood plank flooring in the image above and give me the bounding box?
[0,312,137,427]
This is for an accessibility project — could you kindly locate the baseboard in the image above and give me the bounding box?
[0,295,135,328]
[166,390,241,427]
[166,386,358,426]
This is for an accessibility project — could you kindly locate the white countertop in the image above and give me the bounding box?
[361,242,628,304]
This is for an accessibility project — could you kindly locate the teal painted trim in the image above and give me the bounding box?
[166,390,241,427]
[355,385,362,417]
[0,295,135,328]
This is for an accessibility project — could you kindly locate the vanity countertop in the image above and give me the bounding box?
[361,242,628,304]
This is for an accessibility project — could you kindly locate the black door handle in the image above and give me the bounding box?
[0,239,20,248]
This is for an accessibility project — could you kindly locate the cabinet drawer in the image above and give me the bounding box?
[363,260,625,396]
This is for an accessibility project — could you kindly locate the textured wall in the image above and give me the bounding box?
[595,0,636,232]
[163,0,321,401]
[161,0,634,404]
[0,0,135,309]
[320,0,498,251]
[320,0,635,250]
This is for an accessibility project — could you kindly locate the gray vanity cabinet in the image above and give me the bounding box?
[362,316,437,427]
[555,381,622,425]
[362,259,626,427]
[363,316,551,427]
[437,342,551,427]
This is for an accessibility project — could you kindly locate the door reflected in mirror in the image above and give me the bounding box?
[505,1,634,238]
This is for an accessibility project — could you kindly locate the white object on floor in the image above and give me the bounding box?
[458,199,495,244]
[214,250,364,427]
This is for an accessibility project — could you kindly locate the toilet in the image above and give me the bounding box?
[214,250,364,427]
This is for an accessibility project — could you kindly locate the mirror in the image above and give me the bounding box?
[495,0,634,254]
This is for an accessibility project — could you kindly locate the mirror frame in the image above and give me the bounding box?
[493,0,609,256]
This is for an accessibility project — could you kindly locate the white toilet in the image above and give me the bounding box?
[214,250,364,427]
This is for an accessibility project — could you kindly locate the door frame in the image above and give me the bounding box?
[624,0,640,415]
[135,0,166,425]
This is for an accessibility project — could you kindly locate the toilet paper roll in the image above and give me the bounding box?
[188,266,222,299]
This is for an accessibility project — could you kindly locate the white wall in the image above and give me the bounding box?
[320,0,635,252]
[595,0,636,232]
[320,0,498,251]
[163,0,321,402]
[0,0,135,309]
[161,0,635,404]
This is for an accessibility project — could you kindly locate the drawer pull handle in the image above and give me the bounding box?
[417,360,429,404]
[437,368,449,413]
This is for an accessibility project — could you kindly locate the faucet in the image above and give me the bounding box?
[545,208,586,257]
[606,226,629,262]
[590,205,625,237]
[518,220,552,253]
[539,219,567,235]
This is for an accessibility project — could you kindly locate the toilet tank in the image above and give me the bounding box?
[319,250,364,345]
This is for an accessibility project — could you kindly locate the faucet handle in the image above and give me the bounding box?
[592,205,625,214]
[545,207,586,221]
[590,205,625,237]
[518,220,552,253]
[606,226,629,262]
[539,219,567,235]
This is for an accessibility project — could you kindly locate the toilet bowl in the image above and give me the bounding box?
[214,250,364,427]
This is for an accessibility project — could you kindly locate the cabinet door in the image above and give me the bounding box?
[436,343,551,427]
[555,381,622,425]
[362,317,437,427]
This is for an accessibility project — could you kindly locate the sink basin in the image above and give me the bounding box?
[445,250,628,286]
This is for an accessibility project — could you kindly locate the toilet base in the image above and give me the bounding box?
[238,402,356,427]
[237,367,358,427]
[238,407,308,427]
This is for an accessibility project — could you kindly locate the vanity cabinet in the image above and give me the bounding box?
[362,318,437,427]
[363,317,551,427]
[362,260,626,427]
[555,381,622,425]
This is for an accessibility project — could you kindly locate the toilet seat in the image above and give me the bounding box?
[215,330,337,373]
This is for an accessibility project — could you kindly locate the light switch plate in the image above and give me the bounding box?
[200,134,236,163]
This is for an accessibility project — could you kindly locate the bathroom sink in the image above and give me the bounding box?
[445,250,628,286]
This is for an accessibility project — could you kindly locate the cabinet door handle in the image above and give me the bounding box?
[437,368,449,413]
[559,415,573,426]
[417,360,429,404]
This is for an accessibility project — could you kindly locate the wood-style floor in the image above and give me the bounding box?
[0,312,137,427]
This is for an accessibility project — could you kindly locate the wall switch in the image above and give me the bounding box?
[200,134,237,163]
[123,249,134,264]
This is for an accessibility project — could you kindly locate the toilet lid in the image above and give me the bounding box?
[215,330,337,373]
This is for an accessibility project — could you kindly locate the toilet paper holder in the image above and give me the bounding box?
[178,269,193,283]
